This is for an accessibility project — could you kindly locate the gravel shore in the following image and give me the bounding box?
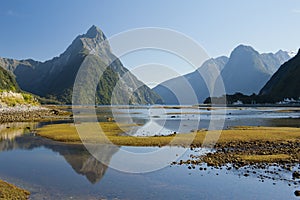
[0,105,71,123]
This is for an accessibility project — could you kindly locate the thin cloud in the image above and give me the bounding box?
[5,9,20,17]
[291,9,300,13]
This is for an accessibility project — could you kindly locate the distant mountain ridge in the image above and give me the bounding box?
[153,45,291,104]
[221,45,290,95]
[0,26,161,105]
[153,56,228,105]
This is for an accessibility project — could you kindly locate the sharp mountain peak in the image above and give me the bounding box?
[83,25,107,40]
[231,44,258,56]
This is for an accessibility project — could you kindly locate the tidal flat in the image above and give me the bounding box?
[1,106,300,199]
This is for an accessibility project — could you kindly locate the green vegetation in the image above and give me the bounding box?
[0,180,30,200]
[204,93,255,104]
[0,91,38,107]
[0,65,39,106]
[95,64,121,105]
[0,66,20,92]
[36,96,62,105]
[203,92,283,104]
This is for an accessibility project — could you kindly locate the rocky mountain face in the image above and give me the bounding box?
[221,45,290,95]
[154,45,290,104]
[0,25,161,105]
[260,49,300,101]
[0,58,40,72]
[153,57,228,104]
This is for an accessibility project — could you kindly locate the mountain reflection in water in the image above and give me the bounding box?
[0,123,118,184]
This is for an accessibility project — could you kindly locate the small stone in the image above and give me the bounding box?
[294,190,300,196]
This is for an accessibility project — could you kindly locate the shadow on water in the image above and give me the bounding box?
[0,123,119,184]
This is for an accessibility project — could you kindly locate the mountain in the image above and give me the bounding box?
[0,25,161,105]
[259,49,300,102]
[221,45,290,95]
[153,56,228,104]
[261,50,291,74]
[288,51,297,58]
[153,45,290,104]
[0,65,20,92]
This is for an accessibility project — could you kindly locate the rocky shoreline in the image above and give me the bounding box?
[0,105,71,123]
[175,139,300,172]
[173,139,300,196]
[196,140,300,168]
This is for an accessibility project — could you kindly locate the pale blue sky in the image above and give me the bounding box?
[0,0,299,63]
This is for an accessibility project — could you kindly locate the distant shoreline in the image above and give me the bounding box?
[197,103,300,108]
[226,103,300,107]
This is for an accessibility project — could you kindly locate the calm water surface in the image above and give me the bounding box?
[0,106,299,199]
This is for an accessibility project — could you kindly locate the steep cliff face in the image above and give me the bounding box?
[260,49,300,101]
[0,25,161,105]
[221,45,290,95]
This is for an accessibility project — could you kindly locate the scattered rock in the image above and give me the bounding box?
[106,117,114,122]
[293,171,300,179]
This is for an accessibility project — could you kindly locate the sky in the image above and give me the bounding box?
[0,0,300,84]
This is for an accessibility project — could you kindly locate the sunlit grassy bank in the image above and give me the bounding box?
[37,122,183,146]
[0,180,30,200]
[36,123,300,164]
[36,123,300,146]
[0,90,38,107]
[237,154,292,163]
